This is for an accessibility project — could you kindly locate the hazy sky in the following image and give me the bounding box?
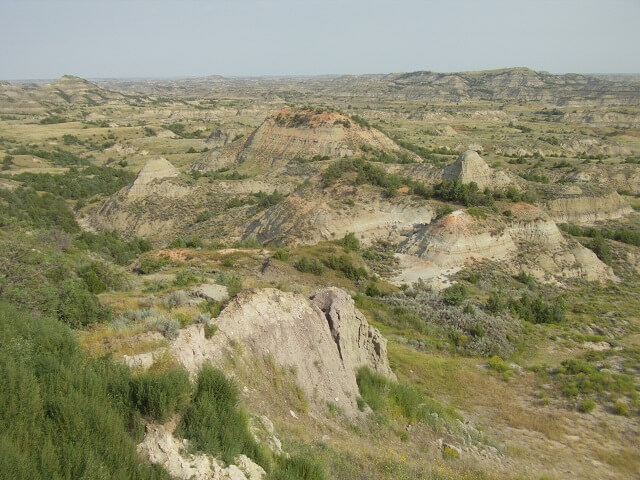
[1,0,639,80]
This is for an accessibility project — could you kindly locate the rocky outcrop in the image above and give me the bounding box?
[565,164,640,196]
[400,210,514,268]
[126,157,183,198]
[170,287,394,414]
[86,157,195,241]
[138,420,265,480]
[442,150,512,190]
[542,188,632,224]
[397,204,615,285]
[244,188,434,246]
[310,288,394,379]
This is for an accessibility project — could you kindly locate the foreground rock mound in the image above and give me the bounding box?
[171,287,394,414]
[443,150,512,190]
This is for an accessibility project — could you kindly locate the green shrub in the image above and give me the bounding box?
[294,257,325,276]
[578,398,596,413]
[272,248,291,261]
[443,283,467,306]
[131,367,191,422]
[76,231,152,265]
[356,367,461,426]
[9,146,87,166]
[204,323,218,339]
[0,188,79,233]
[215,271,243,297]
[324,254,368,281]
[148,315,180,340]
[8,166,134,200]
[78,261,127,293]
[589,233,611,265]
[509,293,565,324]
[339,232,360,252]
[614,400,630,416]
[57,279,107,328]
[177,364,270,467]
[137,256,171,274]
[174,270,199,287]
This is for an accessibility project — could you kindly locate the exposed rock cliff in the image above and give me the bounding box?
[541,187,632,224]
[170,287,394,414]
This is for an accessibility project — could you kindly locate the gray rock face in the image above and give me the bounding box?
[170,287,394,414]
[310,287,395,380]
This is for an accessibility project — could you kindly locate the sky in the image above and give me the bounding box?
[0,0,639,80]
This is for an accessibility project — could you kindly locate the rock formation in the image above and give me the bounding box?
[87,157,193,240]
[542,187,633,224]
[170,287,394,414]
[398,204,615,285]
[126,157,182,198]
[442,150,512,190]
[243,185,434,246]
[138,420,265,480]
[210,107,410,172]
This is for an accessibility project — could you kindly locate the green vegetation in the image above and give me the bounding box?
[578,398,597,413]
[7,166,134,200]
[338,232,360,252]
[393,138,457,162]
[39,115,69,124]
[294,256,325,276]
[76,231,152,265]
[176,363,270,466]
[136,256,172,274]
[0,187,79,232]
[519,171,550,184]
[324,254,368,281]
[356,367,462,426]
[191,168,249,181]
[443,283,468,306]
[0,302,171,480]
[10,146,88,166]
[508,293,565,324]
[559,223,640,248]
[165,122,205,139]
[269,455,326,480]
[253,190,286,209]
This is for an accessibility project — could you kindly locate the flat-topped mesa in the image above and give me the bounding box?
[442,150,512,190]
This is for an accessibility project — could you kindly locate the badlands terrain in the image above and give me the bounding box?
[1,68,639,480]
